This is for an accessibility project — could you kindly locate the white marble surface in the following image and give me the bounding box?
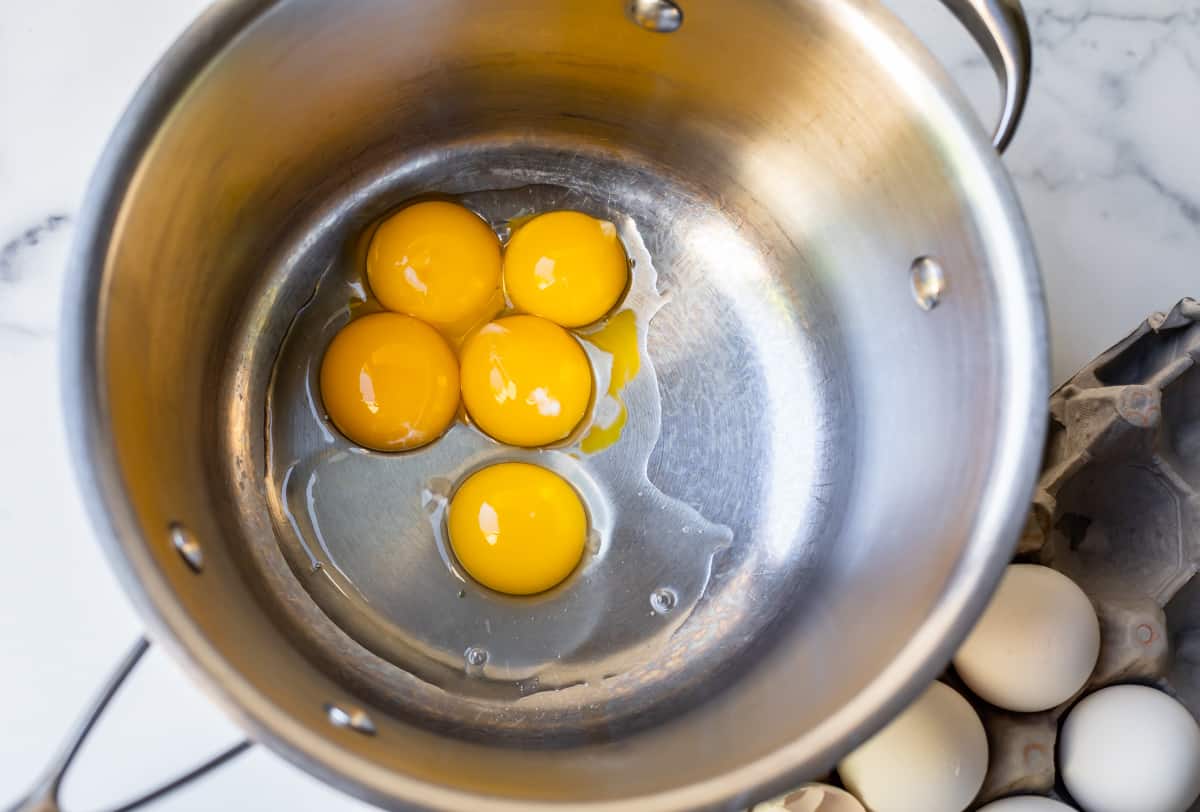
[0,1,1195,808]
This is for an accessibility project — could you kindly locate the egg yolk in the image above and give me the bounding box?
[447,462,587,595]
[459,315,593,447]
[319,312,459,451]
[503,210,629,328]
[366,201,502,332]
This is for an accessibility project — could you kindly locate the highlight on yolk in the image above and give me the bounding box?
[459,315,593,448]
[319,312,459,452]
[447,462,587,595]
[503,210,629,328]
[366,200,502,332]
[580,309,640,454]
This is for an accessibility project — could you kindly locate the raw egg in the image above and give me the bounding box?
[953,564,1100,712]
[459,315,593,447]
[838,681,987,812]
[447,462,587,595]
[1059,684,1200,812]
[503,210,629,328]
[319,312,459,451]
[366,200,502,332]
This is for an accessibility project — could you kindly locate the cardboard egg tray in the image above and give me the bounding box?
[971,297,1200,808]
[757,300,1200,812]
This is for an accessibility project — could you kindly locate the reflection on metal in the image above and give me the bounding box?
[325,703,377,736]
[625,0,683,33]
[909,257,947,311]
[168,522,204,572]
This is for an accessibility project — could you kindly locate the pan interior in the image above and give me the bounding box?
[228,139,848,741]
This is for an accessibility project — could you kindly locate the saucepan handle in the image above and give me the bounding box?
[7,637,251,812]
[938,0,1032,152]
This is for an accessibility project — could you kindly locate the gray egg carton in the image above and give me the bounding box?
[976,297,1200,807]
[749,302,1200,812]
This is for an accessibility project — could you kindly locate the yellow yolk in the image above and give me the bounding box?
[447,462,587,595]
[366,201,502,332]
[503,210,629,328]
[319,312,459,451]
[459,315,593,447]
[580,309,640,454]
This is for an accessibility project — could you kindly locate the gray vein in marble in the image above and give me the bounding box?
[1014,153,1200,228]
[1032,8,1199,34]
[1028,5,1200,59]
[0,322,53,339]
[1,214,70,284]
[1002,4,1200,231]
[1012,69,1200,228]
[1013,71,1200,229]
[0,214,71,341]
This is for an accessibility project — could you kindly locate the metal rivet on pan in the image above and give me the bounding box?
[650,587,678,614]
[169,523,203,572]
[626,0,683,32]
[325,703,377,735]
[464,646,489,668]
[909,256,947,311]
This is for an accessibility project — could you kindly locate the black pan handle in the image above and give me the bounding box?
[7,637,251,812]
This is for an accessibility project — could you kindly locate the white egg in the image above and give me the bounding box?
[977,797,1074,811]
[752,783,865,812]
[837,681,987,812]
[1060,685,1200,812]
[953,564,1099,712]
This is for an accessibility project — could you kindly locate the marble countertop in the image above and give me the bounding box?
[1,1,1195,809]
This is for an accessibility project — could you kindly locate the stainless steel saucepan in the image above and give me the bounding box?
[33,1,1047,809]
